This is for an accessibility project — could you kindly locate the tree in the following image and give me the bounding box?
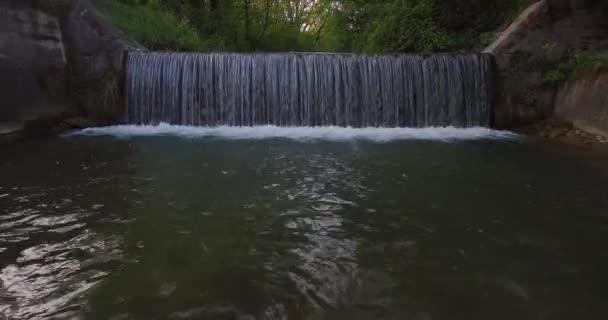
[108,0,532,53]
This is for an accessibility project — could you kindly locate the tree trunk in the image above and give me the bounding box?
[244,0,251,49]
[256,0,272,46]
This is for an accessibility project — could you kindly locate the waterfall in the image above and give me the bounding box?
[125,52,494,127]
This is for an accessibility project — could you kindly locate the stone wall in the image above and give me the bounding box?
[486,0,608,128]
[0,1,70,134]
[555,73,608,137]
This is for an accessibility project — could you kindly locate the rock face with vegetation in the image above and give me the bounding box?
[486,0,608,129]
[59,0,142,125]
[0,0,139,136]
[555,73,608,137]
[0,1,69,134]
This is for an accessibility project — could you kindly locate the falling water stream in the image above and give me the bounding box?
[125,52,493,127]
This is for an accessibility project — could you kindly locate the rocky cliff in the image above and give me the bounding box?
[0,0,141,137]
[59,0,142,125]
[486,0,608,129]
[0,1,70,134]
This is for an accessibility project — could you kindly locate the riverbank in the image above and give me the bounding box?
[516,119,608,160]
[0,117,95,144]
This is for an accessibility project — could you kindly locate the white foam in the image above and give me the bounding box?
[67,124,518,142]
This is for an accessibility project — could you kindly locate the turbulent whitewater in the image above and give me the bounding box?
[125,52,494,127]
[71,124,516,141]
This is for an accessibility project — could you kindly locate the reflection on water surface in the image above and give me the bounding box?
[1,133,608,319]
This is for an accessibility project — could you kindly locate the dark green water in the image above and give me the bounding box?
[2,133,608,319]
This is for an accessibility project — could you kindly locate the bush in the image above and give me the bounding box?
[94,0,541,54]
[545,51,608,84]
[344,0,451,53]
[95,0,206,51]
[569,51,608,74]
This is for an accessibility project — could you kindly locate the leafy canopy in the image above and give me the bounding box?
[98,0,533,53]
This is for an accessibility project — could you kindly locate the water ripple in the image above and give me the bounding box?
[278,155,362,311]
[0,185,124,319]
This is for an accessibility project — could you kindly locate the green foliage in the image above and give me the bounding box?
[523,90,539,107]
[545,69,567,84]
[355,0,450,53]
[96,0,206,51]
[478,32,497,48]
[542,42,559,61]
[568,51,608,74]
[431,0,534,50]
[502,0,535,26]
[95,0,537,53]
[545,51,608,84]
[319,0,536,53]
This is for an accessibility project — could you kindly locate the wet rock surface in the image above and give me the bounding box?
[0,0,70,135]
[0,0,142,138]
[59,0,143,125]
[516,118,608,151]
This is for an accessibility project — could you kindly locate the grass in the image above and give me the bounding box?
[95,0,206,51]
